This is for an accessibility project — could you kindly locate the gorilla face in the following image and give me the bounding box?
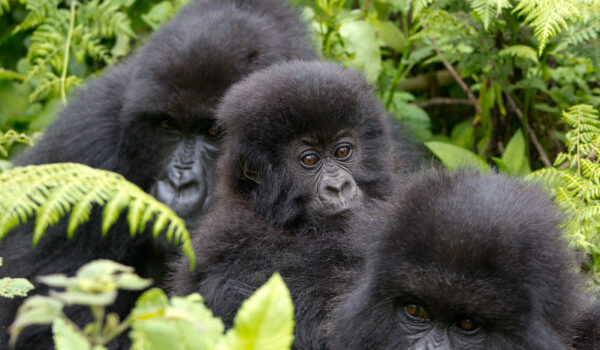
[285,130,363,218]
[118,89,222,218]
[327,170,582,350]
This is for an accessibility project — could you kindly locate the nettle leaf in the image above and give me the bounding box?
[0,277,34,299]
[425,141,490,172]
[9,296,64,346]
[339,20,382,83]
[500,129,531,175]
[130,289,224,350]
[217,273,294,350]
[53,318,93,350]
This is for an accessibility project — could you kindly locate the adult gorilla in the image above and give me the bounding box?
[0,0,315,348]
[327,170,584,350]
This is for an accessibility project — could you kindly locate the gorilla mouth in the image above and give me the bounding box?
[150,178,209,218]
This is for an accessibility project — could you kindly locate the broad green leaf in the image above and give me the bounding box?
[130,290,224,350]
[450,120,475,149]
[0,277,34,298]
[217,273,294,350]
[376,21,406,51]
[425,141,489,172]
[142,2,175,30]
[339,20,382,83]
[53,318,92,350]
[501,129,531,175]
[9,296,64,346]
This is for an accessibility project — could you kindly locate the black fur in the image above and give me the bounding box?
[327,170,584,350]
[0,1,315,348]
[573,302,600,349]
[169,61,421,349]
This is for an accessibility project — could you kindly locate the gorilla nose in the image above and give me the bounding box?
[324,179,353,197]
[319,172,358,204]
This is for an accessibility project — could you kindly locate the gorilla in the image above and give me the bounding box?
[1,0,315,347]
[572,302,600,349]
[327,170,584,350]
[169,61,422,349]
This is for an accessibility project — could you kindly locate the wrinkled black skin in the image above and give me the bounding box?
[327,170,584,350]
[0,0,315,348]
[572,302,600,349]
[169,61,422,349]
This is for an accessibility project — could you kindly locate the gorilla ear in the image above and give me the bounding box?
[241,159,262,184]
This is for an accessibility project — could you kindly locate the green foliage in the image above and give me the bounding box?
[0,0,188,160]
[9,260,295,350]
[529,104,600,281]
[0,163,195,268]
[0,257,34,299]
[0,129,32,158]
[424,141,489,171]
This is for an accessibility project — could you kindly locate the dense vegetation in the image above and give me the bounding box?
[1,0,600,347]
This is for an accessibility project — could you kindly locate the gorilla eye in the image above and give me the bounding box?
[160,120,176,130]
[301,154,320,167]
[457,318,480,333]
[334,145,351,159]
[207,127,220,137]
[404,304,428,320]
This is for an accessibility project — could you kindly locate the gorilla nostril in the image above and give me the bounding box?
[325,183,343,194]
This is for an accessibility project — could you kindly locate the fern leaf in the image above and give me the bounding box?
[468,0,512,29]
[0,163,195,268]
[13,0,61,34]
[513,0,581,55]
[413,0,436,16]
[498,45,539,63]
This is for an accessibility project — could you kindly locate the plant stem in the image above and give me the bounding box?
[504,91,552,167]
[60,0,77,104]
[0,68,26,81]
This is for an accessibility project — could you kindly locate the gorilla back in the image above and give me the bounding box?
[169,61,418,349]
[327,170,583,350]
[0,0,315,348]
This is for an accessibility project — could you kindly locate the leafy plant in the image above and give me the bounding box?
[0,163,195,267]
[9,260,295,350]
[529,104,600,284]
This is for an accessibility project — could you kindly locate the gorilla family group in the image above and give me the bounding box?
[1,0,599,349]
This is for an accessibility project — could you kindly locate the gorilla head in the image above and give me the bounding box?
[116,0,316,217]
[214,60,394,228]
[327,170,583,350]
[16,0,316,219]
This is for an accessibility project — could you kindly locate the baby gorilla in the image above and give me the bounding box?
[327,170,584,350]
[170,61,416,349]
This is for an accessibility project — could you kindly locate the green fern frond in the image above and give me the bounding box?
[0,163,196,269]
[498,45,539,63]
[13,0,61,34]
[468,0,512,29]
[413,0,436,16]
[554,16,600,52]
[513,0,581,55]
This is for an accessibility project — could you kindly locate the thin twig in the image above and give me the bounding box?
[416,98,473,108]
[503,91,552,167]
[427,36,482,116]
